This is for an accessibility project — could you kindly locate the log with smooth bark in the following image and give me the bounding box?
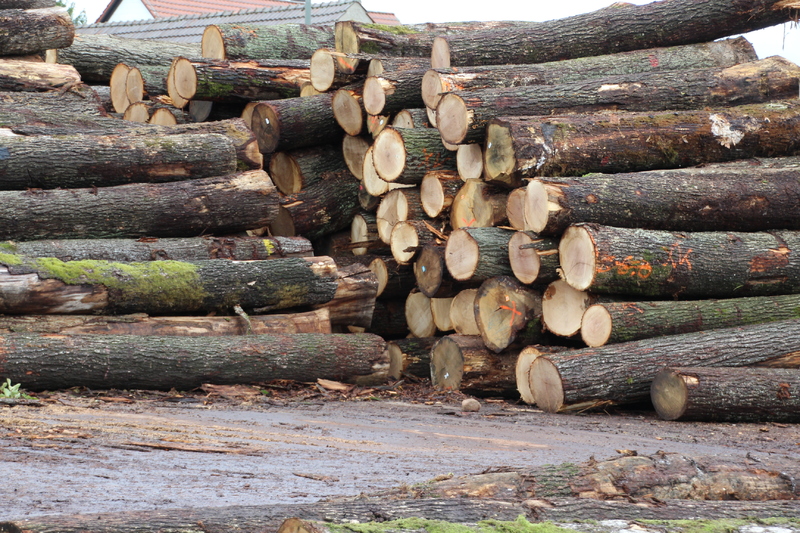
[420,170,462,218]
[449,179,508,229]
[372,126,457,184]
[414,243,479,299]
[0,170,279,240]
[0,6,73,56]
[559,224,800,298]
[387,337,436,380]
[268,145,346,195]
[0,132,237,189]
[0,331,388,391]
[251,93,341,153]
[362,70,426,116]
[405,290,435,338]
[430,334,521,396]
[437,57,800,145]
[0,254,339,315]
[483,101,800,183]
[507,231,560,286]
[201,23,334,61]
[581,294,800,348]
[0,58,79,91]
[429,0,797,67]
[529,318,800,413]
[445,227,515,282]
[475,276,543,352]
[651,366,800,423]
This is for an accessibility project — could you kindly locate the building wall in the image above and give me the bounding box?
[107,0,155,22]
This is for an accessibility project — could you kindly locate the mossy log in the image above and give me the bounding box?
[581,294,800,348]
[0,132,237,189]
[0,170,279,240]
[0,58,79,91]
[430,334,521,396]
[484,100,800,183]
[507,231,560,286]
[529,318,800,413]
[652,366,800,423]
[437,57,800,145]
[444,227,515,282]
[474,276,544,352]
[362,70,426,116]
[268,144,347,195]
[372,126,457,184]
[0,6,73,56]
[387,336,437,380]
[429,0,796,67]
[251,93,342,153]
[559,224,800,298]
[201,23,334,61]
[0,85,108,116]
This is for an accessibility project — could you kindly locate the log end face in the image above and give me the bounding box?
[332,89,364,137]
[415,244,445,298]
[580,304,612,348]
[456,143,483,181]
[362,76,387,116]
[405,291,435,338]
[445,228,479,281]
[431,336,464,390]
[268,205,295,237]
[342,134,370,180]
[476,276,539,353]
[437,93,468,145]
[171,57,198,105]
[368,257,388,297]
[269,151,302,195]
[390,221,419,265]
[201,25,225,59]
[372,127,406,182]
[430,36,450,69]
[541,279,589,338]
[421,69,446,109]
[530,356,564,414]
[310,48,336,92]
[420,172,445,218]
[450,288,480,336]
[350,214,371,257]
[387,341,404,380]
[651,368,689,421]
[516,346,541,405]
[508,231,541,285]
[484,122,516,183]
[252,103,280,154]
[558,225,596,292]
[524,180,549,233]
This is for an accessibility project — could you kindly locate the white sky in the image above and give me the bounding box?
[70,0,800,64]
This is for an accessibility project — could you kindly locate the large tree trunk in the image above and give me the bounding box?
[421,37,757,109]
[444,227,515,282]
[0,170,279,240]
[0,7,73,56]
[483,101,800,182]
[0,58,79,91]
[430,334,521,396]
[581,294,800,348]
[651,366,800,423]
[0,132,237,189]
[437,57,800,144]
[372,126,457,184]
[251,93,342,153]
[201,23,334,61]
[474,276,543,352]
[363,70,426,116]
[528,318,800,413]
[0,331,388,391]
[0,85,108,116]
[0,254,340,315]
[559,224,800,298]
[429,0,797,67]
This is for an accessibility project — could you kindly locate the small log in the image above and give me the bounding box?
[541,279,602,339]
[392,108,430,129]
[559,224,800,298]
[342,134,370,180]
[430,334,521,396]
[449,288,480,336]
[475,276,543,352]
[0,309,332,335]
[362,70,426,116]
[121,101,150,123]
[366,114,389,138]
[505,187,526,230]
[387,337,436,380]
[445,227,515,282]
[0,132,237,189]
[372,126,457,184]
[0,6,73,56]
[436,57,800,145]
[652,366,800,423]
[369,256,415,299]
[136,64,170,98]
[309,48,358,92]
[450,179,508,230]
[109,62,132,112]
[581,294,800,348]
[332,86,365,136]
[362,144,410,197]
[252,93,342,153]
[456,143,482,181]
[0,58,79,91]
[376,188,431,244]
[405,290,435,338]
[268,144,346,195]
[0,170,278,240]
[351,212,390,256]
[515,345,540,404]
[430,296,455,333]
[420,169,463,218]
[529,318,800,413]
[507,231,560,286]
[149,107,188,126]
[414,243,480,299]
[0,85,107,116]
[311,263,377,328]
[390,220,444,265]
[201,23,335,61]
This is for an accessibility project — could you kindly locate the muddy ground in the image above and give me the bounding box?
[1,382,799,519]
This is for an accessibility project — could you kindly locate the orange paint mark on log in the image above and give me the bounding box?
[597,255,652,279]
[498,299,523,327]
[666,243,693,271]
[750,246,790,273]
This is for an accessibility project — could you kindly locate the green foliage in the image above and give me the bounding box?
[55,0,88,26]
[0,378,35,400]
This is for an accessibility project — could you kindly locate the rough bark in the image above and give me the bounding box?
[581,294,800,348]
[474,276,544,352]
[0,1,56,7]
[311,263,378,329]
[483,101,800,182]
[387,337,436,380]
[450,179,508,229]
[430,334,521,396]
[652,366,800,423]
[0,254,339,316]
[0,132,237,189]
[362,70,426,116]
[368,56,431,77]
[414,243,480,298]
[251,93,342,153]
[507,231,560,286]
[0,85,108,116]
[0,170,279,240]
[444,227,515,282]
[529,318,800,413]
[372,126,457,184]
[268,144,346,195]
[0,58,79,91]
[201,23,334,61]
[0,6,73,56]
[368,256,415,299]
[559,224,800,298]
[135,64,170,97]
[420,169,462,218]
[437,57,800,144]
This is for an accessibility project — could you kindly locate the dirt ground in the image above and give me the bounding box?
[1,381,799,519]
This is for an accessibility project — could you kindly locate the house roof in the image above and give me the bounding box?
[82,0,396,43]
[98,0,302,22]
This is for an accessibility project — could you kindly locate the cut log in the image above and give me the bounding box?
[332,86,365,136]
[436,57,800,144]
[445,227,515,282]
[559,224,800,298]
[309,48,357,92]
[430,297,454,332]
[430,334,521,396]
[342,134,370,180]
[449,180,508,229]
[449,288,480,336]
[368,57,432,78]
[121,101,149,123]
[475,276,543,352]
[135,64,170,98]
[149,107,188,126]
[505,187,526,230]
[168,57,311,105]
[376,188,431,244]
[652,366,800,423]
[390,219,444,265]
[368,256,415,299]
[420,169,462,218]
[429,0,796,67]
[0,1,57,7]
[387,337,436,380]
[483,100,800,182]
[351,212,390,256]
[515,345,540,404]
[391,108,429,129]
[420,37,757,109]
[529,318,800,413]
[0,170,279,240]
[372,126,457,184]
[0,6,73,56]
[268,144,346,195]
[414,243,480,299]
[123,65,144,104]
[0,132,237,189]
[0,309,332,335]
[0,331,387,391]
[541,279,603,339]
[0,85,107,117]
[3,236,313,262]
[507,231,560,286]
[311,262,377,328]
[109,62,131,112]
[581,294,800,348]
[0,254,339,315]
[366,114,389,138]
[456,143,482,181]
[405,290,435,338]
[362,70,426,116]
[0,58,79,92]
[368,298,408,339]
[201,23,334,61]
[251,93,342,153]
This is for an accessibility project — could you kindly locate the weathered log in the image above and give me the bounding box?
[0,309,332,336]
[559,224,800,298]
[652,366,800,423]
[429,0,797,67]
[0,58,79,91]
[392,108,430,129]
[430,334,521,396]
[420,169,462,218]
[0,0,56,7]
[2,236,313,262]
[505,187,526,230]
[582,294,800,348]
[405,290,434,338]
[202,23,334,61]
[351,212,391,256]
[484,100,800,183]
[0,85,107,116]
[414,242,479,299]
[0,254,339,316]
[449,288,480,336]
[367,298,408,339]
[268,144,346,195]
[332,86,365,136]
[309,48,360,92]
[449,179,508,229]
[529,318,800,413]
[445,227,515,282]
[362,70,426,116]
[390,219,444,265]
[368,256,415,299]
[0,6,73,56]
[387,337,436,380]
[456,144,482,181]
[342,134,370,180]
[311,262,377,328]
[109,62,133,112]
[134,64,170,98]
[507,231,560,286]
[0,331,387,391]
[475,276,543,352]
[251,93,342,153]
[422,37,756,109]
[368,56,431,77]
[0,132,237,189]
[437,57,800,144]
[0,170,279,240]
[372,126,457,184]
[376,188,431,244]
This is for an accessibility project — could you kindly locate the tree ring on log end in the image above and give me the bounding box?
[457,143,483,181]
[450,289,480,336]
[422,69,446,109]
[342,134,370,180]
[430,36,450,69]
[651,368,689,421]
[368,257,389,297]
[406,291,435,338]
[437,93,468,145]
[581,304,613,347]
[558,225,596,291]
[201,25,225,59]
[310,49,336,92]
[376,189,409,244]
[420,172,445,218]
[484,122,515,182]
[524,180,549,233]
[252,103,280,153]
[508,231,541,285]
[542,279,589,337]
[332,89,363,136]
[363,76,387,116]
[445,228,480,281]
[171,57,198,102]
[268,152,301,195]
[390,221,419,265]
[516,346,541,405]
[530,357,564,413]
[431,336,464,390]
[415,243,445,297]
[372,127,406,182]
